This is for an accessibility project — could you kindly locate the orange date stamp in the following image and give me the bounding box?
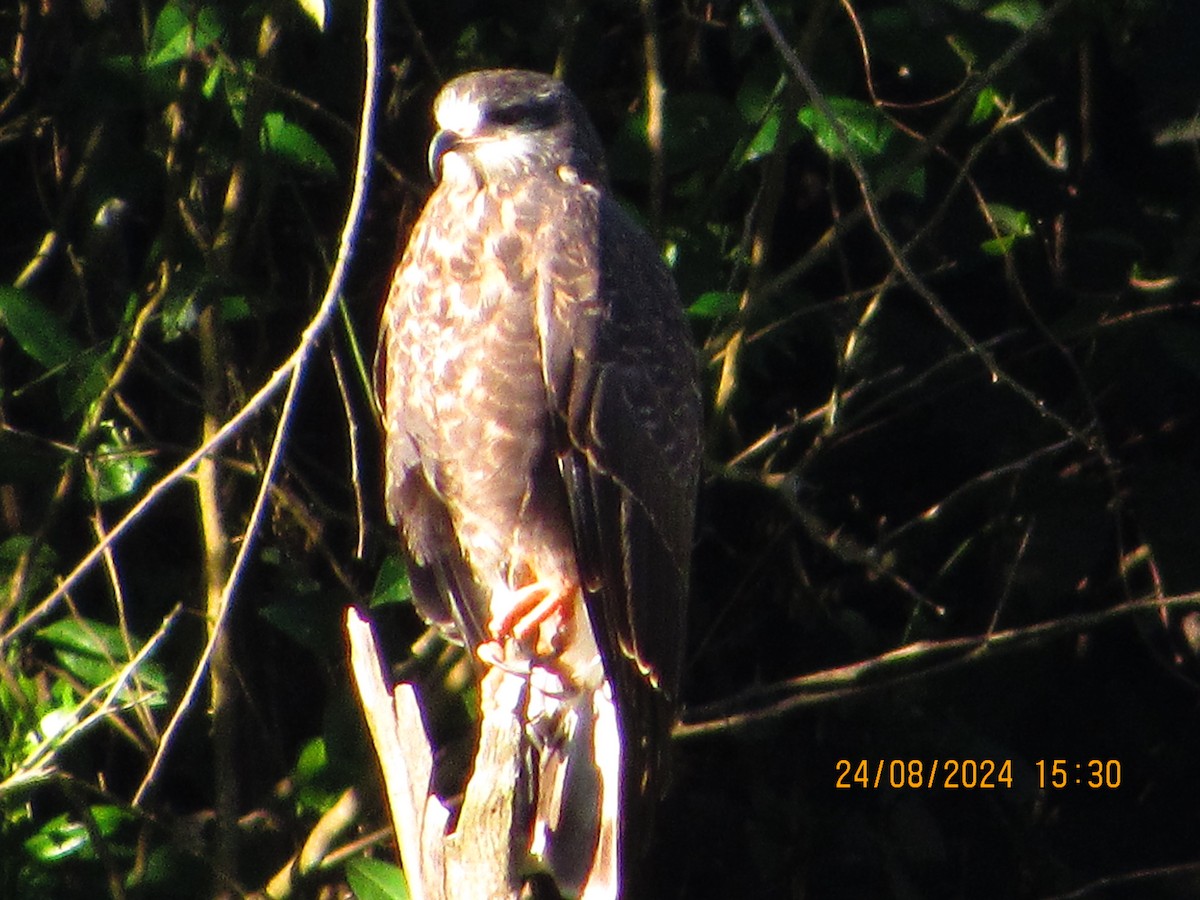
[836,758,1014,789]
[835,758,1122,790]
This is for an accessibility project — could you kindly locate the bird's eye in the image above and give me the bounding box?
[488,100,559,130]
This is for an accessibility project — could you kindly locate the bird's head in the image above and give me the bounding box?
[428,69,607,188]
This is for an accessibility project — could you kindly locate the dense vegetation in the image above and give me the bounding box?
[2,0,1199,897]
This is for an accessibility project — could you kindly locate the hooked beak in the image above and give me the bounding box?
[427,129,462,183]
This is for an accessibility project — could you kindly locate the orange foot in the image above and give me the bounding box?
[477,571,576,664]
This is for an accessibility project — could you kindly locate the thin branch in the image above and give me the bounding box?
[676,592,1200,739]
[2,0,382,651]
[753,0,1079,305]
[127,0,383,806]
[751,0,1104,473]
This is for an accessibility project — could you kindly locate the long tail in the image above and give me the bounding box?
[529,677,622,899]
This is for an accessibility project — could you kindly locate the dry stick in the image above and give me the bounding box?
[639,0,665,239]
[346,609,527,900]
[331,289,377,557]
[201,18,282,885]
[129,0,382,805]
[329,342,370,559]
[264,788,363,898]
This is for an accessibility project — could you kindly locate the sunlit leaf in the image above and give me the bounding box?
[742,111,795,165]
[0,285,80,369]
[371,555,413,608]
[35,617,167,696]
[86,422,152,504]
[985,0,1044,31]
[981,202,1033,254]
[24,814,89,862]
[201,62,223,99]
[292,0,327,31]
[294,737,327,783]
[970,87,1002,125]
[345,857,411,900]
[291,737,342,814]
[689,291,741,320]
[260,111,336,176]
[23,806,131,863]
[798,97,894,160]
[148,3,224,67]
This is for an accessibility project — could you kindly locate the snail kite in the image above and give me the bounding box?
[377,69,701,898]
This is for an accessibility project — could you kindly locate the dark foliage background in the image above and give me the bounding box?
[3,0,1200,898]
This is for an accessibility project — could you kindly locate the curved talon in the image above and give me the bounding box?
[487,574,577,657]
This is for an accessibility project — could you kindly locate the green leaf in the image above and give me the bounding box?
[292,0,327,31]
[980,235,1017,256]
[24,813,90,862]
[291,737,341,814]
[147,2,187,63]
[160,269,205,341]
[969,87,1002,125]
[798,97,894,160]
[345,857,411,900]
[87,421,152,504]
[35,617,166,696]
[742,111,788,165]
[294,737,327,783]
[220,294,252,322]
[0,535,58,609]
[879,160,927,200]
[62,347,114,419]
[981,203,1033,255]
[371,555,413,608]
[688,291,741,320]
[260,112,336,177]
[0,285,80,369]
[258,590,342,657]
[23,805,131,863]
[201,61,223,99]
[985,0,1044,31]
[148,3,224,67]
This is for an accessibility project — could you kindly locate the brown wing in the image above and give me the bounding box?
[537,184,701,818]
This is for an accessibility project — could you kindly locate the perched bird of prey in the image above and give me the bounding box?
[377,69,700,898]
